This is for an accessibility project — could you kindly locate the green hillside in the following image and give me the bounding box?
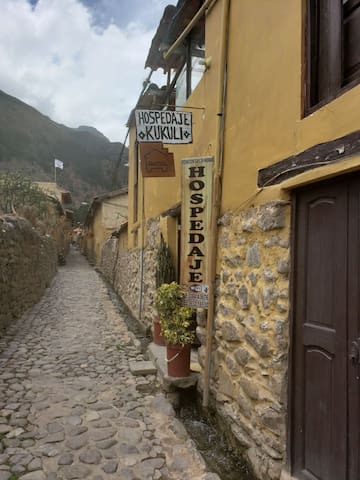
[0,90,128,204]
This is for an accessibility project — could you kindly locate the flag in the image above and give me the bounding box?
[54,158,63,170]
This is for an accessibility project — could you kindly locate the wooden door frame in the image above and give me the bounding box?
[286,173,359,479]
[286,192,297,476]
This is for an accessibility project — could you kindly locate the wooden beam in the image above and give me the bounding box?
[258,129,360,187]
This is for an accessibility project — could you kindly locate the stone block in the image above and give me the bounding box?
[277,258,290,275]
[224,254,243,268]
[237,285,250,310]
[218,303,237,319]
[221,271,231,284]
[237,391,253,419]
[234,347,252,366]
[218,370,235,399]
[219,231,230,248]
[225,282,237,296]
[218,211,231,227]
[234,271,243,281]
[230,423,253,448]
[220,321,241,342]
[239,376,260,400]
[261,286,278,309]
[260,321,270,331]
[225,355,240,376]
[196,326,206,344]
[244,328,271,358]
[246,242,261,267]
[128,361,157,376]
[276,301,288,313]
[241,207,257,232]
[257,201,287,231]
[260,408,284,434]
[264,269,276,282]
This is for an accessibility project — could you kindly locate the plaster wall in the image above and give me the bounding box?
[102,195,128,230]
[222,0,360,210]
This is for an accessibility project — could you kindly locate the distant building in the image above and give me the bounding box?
[83,188,128,265]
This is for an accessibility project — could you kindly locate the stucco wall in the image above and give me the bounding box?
[196,200,291,480]
[0,215,57,332]
[222,0,360,210]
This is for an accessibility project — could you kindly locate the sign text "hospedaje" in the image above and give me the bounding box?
[135,109,192,144]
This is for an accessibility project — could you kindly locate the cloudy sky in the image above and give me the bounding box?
[0,0,175,142]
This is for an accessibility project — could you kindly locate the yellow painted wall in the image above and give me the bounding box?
[222,0,360,210]
[85,193,128,265]
[102,195,128,230]
[127,0,225,249]
[92,206,103,265]
[128,0,360,256]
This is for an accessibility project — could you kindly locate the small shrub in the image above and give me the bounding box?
[155,282,195,345]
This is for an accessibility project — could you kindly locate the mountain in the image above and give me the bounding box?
[0,90,128,205]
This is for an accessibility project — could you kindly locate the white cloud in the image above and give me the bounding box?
[0,0,172,142]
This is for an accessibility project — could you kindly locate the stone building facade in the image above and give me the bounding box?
[0,215,57,332]
[83,189,128,267]
[207,201,290,479]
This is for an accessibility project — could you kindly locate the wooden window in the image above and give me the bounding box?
[343,0,360,83]
[306,0,360,112]
[175,33,205,108]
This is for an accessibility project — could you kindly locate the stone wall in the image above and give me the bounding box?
[101,237,117,285]
[100,236,140,318]
[197,200,291,480]
[101,201,291,478]
[101,218,161,328]
[0,215,57,332]
[140,218,161,327]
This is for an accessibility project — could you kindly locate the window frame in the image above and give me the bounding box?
[175,32,205,108]
[305,0,360,115]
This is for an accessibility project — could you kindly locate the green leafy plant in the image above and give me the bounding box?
[0,173,50,216]
[0,172,55,233]
[155,282,195,345]
[156,235,176,288]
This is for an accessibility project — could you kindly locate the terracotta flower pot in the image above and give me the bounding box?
[153,317,166,346]
[166,343,191,377]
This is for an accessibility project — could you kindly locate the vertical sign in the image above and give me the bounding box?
[181,157,214,308]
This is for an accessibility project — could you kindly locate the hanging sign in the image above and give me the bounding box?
[135,109,192,144]
[180,157,214,308]
[139,143,175,177]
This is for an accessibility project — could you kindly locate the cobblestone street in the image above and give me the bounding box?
[0,249,218,480]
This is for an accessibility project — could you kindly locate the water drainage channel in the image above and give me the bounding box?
[106,283,256,480]
[176,387,256,480]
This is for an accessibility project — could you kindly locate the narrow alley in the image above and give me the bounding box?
[0,248,218,480]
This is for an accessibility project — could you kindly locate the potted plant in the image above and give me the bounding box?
[155,282,195,377]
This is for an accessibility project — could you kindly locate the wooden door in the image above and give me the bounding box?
[291,175,360,480]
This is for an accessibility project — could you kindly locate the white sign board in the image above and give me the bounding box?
[135,109,192,144]
[181,157,214,308]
